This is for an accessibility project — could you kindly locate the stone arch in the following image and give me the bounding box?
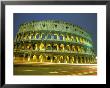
[76,36,79,43]
[66,56,70,63]
[65,35,70,41]
[52,33,58,39]
[40,43,45,50]
[59,34,64,40]
[80,37,83,43]
[39,55,44,62]
[36,33,40,39]
[27,44,32,50]
[53,56,57,63]
[72,45,76,52]
[60,56,64,63]
[31,32,36,39]
[47,33,51,39]
[33,55,37,61]
[28,32,32,40]
[65,45,70,51]
[53,44,58,50]
[46,43,52,50]
[83,38,85,44]
[59,44,64,51]
[35,44,38,50]
[71,36,74,41]
[41,33,45,39]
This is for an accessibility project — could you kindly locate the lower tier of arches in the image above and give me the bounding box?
[14,53,97,64]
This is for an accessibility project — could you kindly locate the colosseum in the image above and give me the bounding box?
[14,20,96,64]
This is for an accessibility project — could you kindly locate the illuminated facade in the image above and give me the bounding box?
[14,20,96,64]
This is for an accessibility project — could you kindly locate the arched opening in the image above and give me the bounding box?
[40,43,45,50]
[41,33,45,40]
[72,45,75,52]
[71,36,74,41]
[53,56,57,63]
[77,46,81,52]
[59,35,64,40]
[46,44,52,50]
[32,33,36,39]
[35,44,38,50]
[83,38,85,44]
[36,33,40,39]
[65,45,70,51]
[60,56,64,63]
[47,56,50,60]
[28,33,31,40]
[33,55,36,61]
[39,55,43,62]
[52,44,58,50]
[59,44,64,51]
[46,56,51,62]
[80,38,83,43]
[66,56,69,63]
[65,35,69,41]
[52,34,57,39]
[47,34,51,39]
[76,37,79,43]
[27,44,32,50]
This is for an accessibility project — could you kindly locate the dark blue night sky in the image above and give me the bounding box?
[14,13,97,54]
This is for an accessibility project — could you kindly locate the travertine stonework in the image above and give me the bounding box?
[14,20,96,64]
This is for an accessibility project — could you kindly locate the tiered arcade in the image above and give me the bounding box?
[14,20,96,64]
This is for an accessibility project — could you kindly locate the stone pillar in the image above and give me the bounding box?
[33,55,36,62]
[60,56,64,63]
[90,58,92,63]
[89,58,91,64]
[69,57,72,63]
[58,56,61,63]
[80,57,82,64]
[23,54,25,62]
[46,56,48,62]
[28,54,31,62]
[91,58,93,63]
[84,57,86,64]
[87,57,90,64]
[72,56,74,64]
[50,56,53,63]
[36,55,39,62]
[76,56,78,64]
[66,56,69,63]
[64,56,66,63]
[39,55,43,63]
[55,56,57,63]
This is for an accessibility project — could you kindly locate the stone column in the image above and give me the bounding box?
[76,56,78,64]
[64,56,67,63]
[91,58,93,63]
[88,57,90,64]
[39,55,43,63]
[80,56,82,64]
[90,58,92,63]
[50,56,53,63]
[55,56,57,63]
[69,57,72,63]
[33,55,36,62]
[72,56,74,64]
[66,56,69,63]
[89,58,91,64]
[58,56,61,63]
[36,55,39,62]
[84,57,86,64]
[28,54,31,62]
